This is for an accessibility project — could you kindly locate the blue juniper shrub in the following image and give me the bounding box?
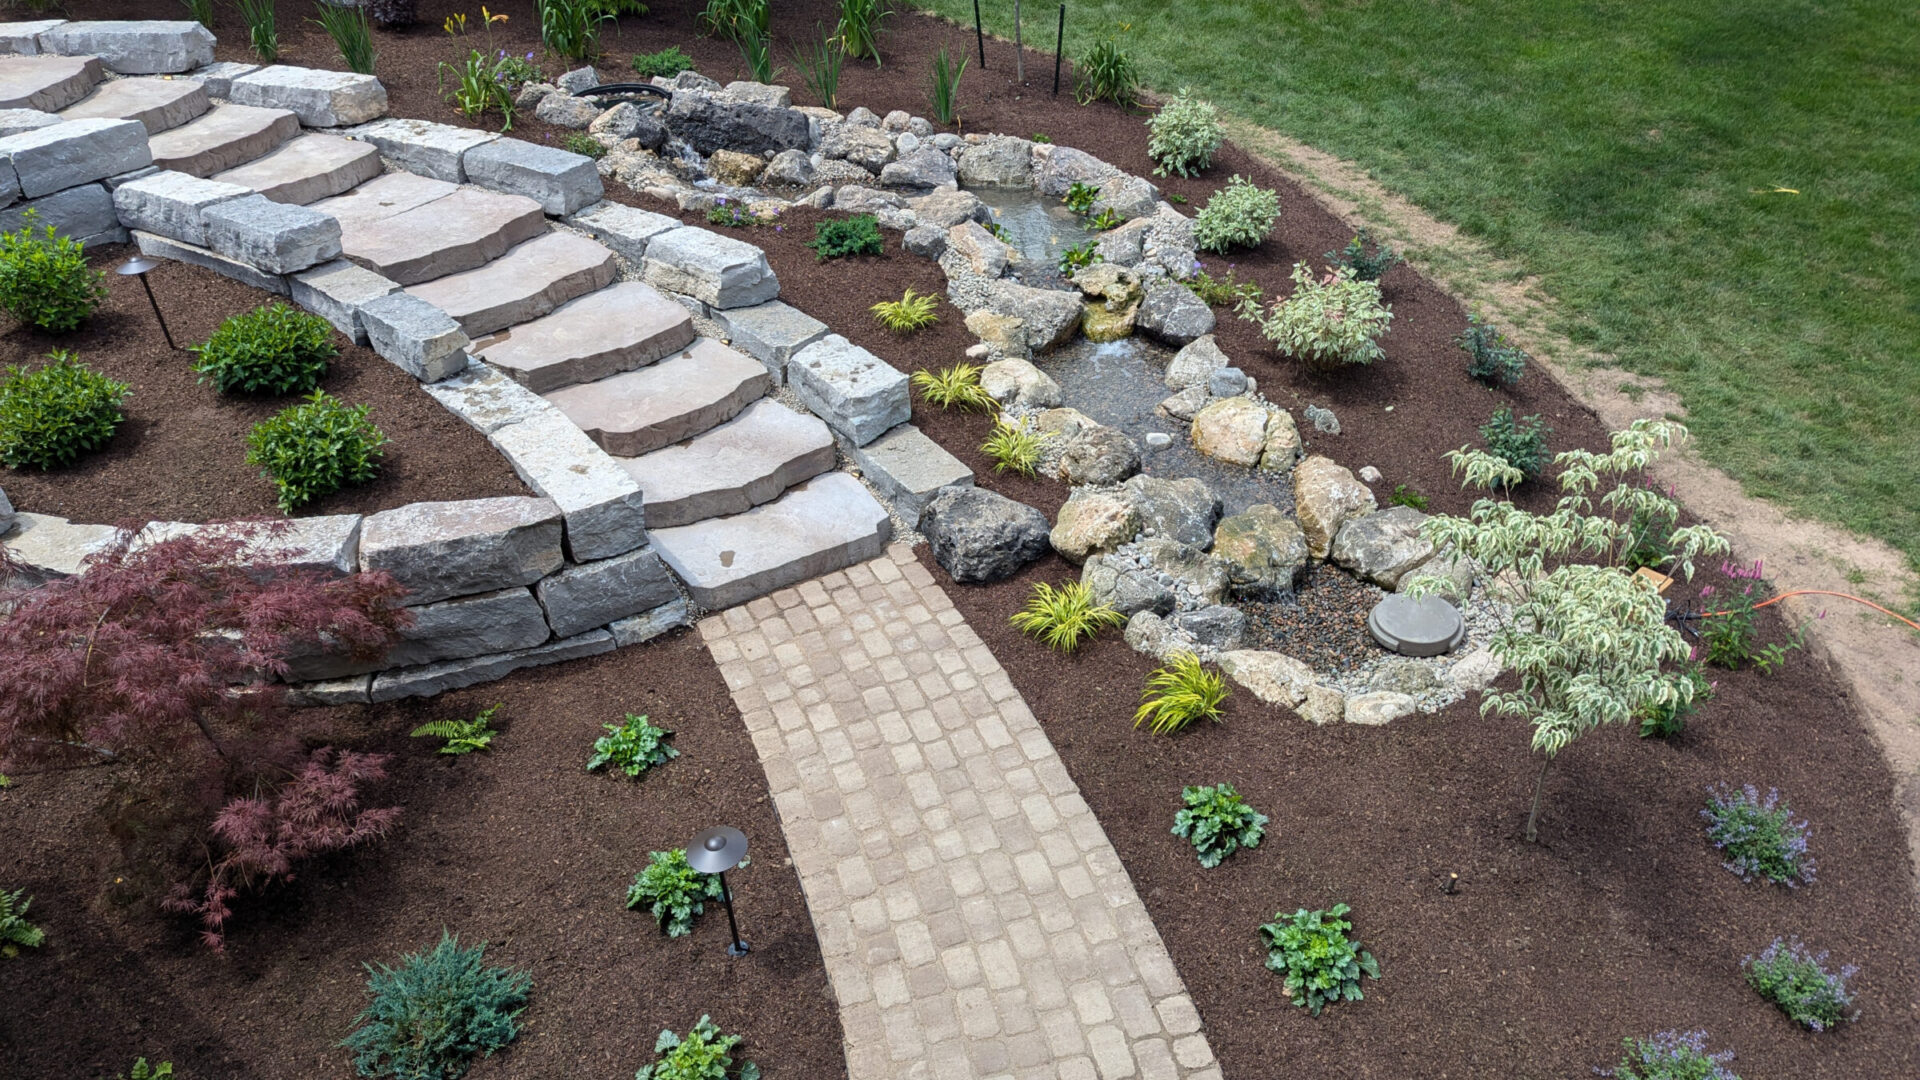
[1701,783,1814,887]
[1743,937,1858,1031]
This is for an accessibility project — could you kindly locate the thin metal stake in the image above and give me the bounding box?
[719,870,750,957]
[974,0,986,68]
[1053,4,1065,97]
[138,274,176,351]
[1014,0,1024,83]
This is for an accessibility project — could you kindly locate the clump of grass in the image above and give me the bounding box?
[235,0,278,62]
[311,0,377,74]
[873,289,940,334]
[911,363,993,411]
[793,22,844,108]
[835,0,890,65]
[928,45,967,126]
[1009,581,1125,653]
[1075,37,1137,106]
[1134,653,1229,734]
[981,416,1050,476]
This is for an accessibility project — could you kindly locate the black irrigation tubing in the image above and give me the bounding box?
[1053,4,1065,96]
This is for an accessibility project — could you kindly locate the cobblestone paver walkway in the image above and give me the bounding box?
[700,544,1222,1080]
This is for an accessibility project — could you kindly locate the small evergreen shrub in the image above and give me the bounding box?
[636,1015,761,1080]
[1238,263,1392,371]
[245,390,388,512]
[0,212,108,332]
[1457,313,1527,386]
[1075,37,1138,105]
[805,214,884,260]
[910,363,994,411]
[1147,88,1223,178]
[1602,1030,1739,1080]
[0,350,129,471]
[1193,175,1279,253]
[1702,783,1815,886]
[980,416,1050,476]
[587,713,678,778]
[871,288,940,333]
[1743,937,1858,1031]
[1171,783,1267,868]
[1009,581,1124,653]
[632,45,695,78]
[1325,228,1404,282]
[191,302,338,396]
[627,849,724,937]
[342,932,531,1080]
[411,704,501,755]
[1478,405,1550,480]
[1259,903,1379,1015]
[1,888,45,957]
[1134,653,1230,735]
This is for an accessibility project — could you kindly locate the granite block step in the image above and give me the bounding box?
[146,102,299,176]
[405,230,617,338]
[212,131,382,205]
[59,75,208,134]
[617,399,837,529]
[471,280,694,393]
[649,472,894,610]
[0,55,104,112]
[328,182,548,286]
[543,337,769,458]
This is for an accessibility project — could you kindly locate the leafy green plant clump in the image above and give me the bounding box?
[1009,580,1124,653]
[1180,264,1261,308]
[633,45,695,78]
[700,0,769,42]
[806,214,884,260]
[1,888,45,957]
[835,0,890,65]
[1388,483,1428,510]
[0,212,108,333]
[636,1015,761,1080]
[1259,902,1379,1015]
[538,0,614,62]
[192,302,339,396]
[627,849,725,937]
[1238,263,1392,371]
[1171,783,1267,867]
[1076,37,1138,105]
[872,288,940,333]
[1193,175,1280,254]
[1702,783,1814,886]
[246,390,388,512]
[1604,1030,1740,1080]
[1638,663,1711,739]
[1743,936,1857,1031]
[1063,180,1100,216]
[588,713,678,777]
[911,363,994,412]
[1148,88,1223,178]
[0,350,128,471]
[1134,653,1230,735]
[980,415,1051,476]
[1326,228,1404,282]
[342,932,531,1080]
[1058,241,1102,278]
[563,132,609,159]
[116,1059,173,1080]
[411,704,501,755]
[1457,313,1527,386]
[1479,405,1551,480]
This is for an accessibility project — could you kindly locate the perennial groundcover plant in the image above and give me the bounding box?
[1259,902,1379,1015]
[636,1015,760,1080]
[1743,936,1858,1031]
[627,848,725,937]
[1603,1030,1740,1080]
[1702,783,1815,886]
[1171,783,1267,867]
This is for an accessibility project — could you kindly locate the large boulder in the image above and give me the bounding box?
[1058,425,1141,486]
[1218,650,1316,707]
[1136,280,1215,346]
[762,147,814,187]
[948,221,1013,277]
[819,121,895,171]
[1329,506,1437,588]
[1294,455,1377,559]
[1034,144,1120,197]
[1074,263,1142,343]
[918,485,1051,584]
[534,91,600,129]
[706,148,767,186]
[1093,174,1159,219]
[986,281,1083,352]
[1399,547,1475,602]
[1050,487,1141,564]
[1164,335,1229,389]
[907,187,987,228]
[1134,537,1232,604]
[956,135,1033,187]
[1345,691,1418,726]
[1211,504,1308,596]
[1121,475,1219,549]
[666,93,810,156]
[1171,605,1246,650]
[1190,396,1270,468]
[980,357,1062,409]
[879,147,958,189]
[1080,552,1176,617]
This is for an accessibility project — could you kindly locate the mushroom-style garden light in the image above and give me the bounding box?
[115,255,176,351]
[688,825,750,957]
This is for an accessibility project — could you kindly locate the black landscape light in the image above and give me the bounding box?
[115,255,177,351]
[688,825,750,958]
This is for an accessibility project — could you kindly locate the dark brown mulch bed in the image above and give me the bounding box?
[0,629,847,1079]
[1,246,526,525]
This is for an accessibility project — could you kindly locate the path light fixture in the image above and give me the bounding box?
[688,825,750,957]
[115,255,177,351]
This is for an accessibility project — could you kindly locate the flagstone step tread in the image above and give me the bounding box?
[649,472,894,610]
[406,230,617,338]
[58,74,208,134]
[0,54,104,112]
[210,131,383,206]
[471,279,694,394]
[145,102,299,176]
[310,170,456,230]
[327,182,548,286]
[543,337,770,458]
[617,399,837,529]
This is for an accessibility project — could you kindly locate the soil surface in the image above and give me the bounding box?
[1,246,526,526]
[0,629,847,1080]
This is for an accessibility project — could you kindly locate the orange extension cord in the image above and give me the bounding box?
[1692,590,1920,633]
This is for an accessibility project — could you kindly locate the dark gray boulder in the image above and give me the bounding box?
[1173,605,1247,650]
[918,485,1051,584]
[1122,475,1219,549]
[1137,279,1216,346]
[666,93,810,157]
[1058,426,1142,486]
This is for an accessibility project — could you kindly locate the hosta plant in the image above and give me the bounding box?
[1603,1030,1740,1080]
[1009,581,1124,653]
[1259,903,1379,1016]
[911,363,995,412]
[411,704,501,755]
[1147,88,1223,178]
[1402,419,1731,841]
[191,302,338,396]
[1237,263,1391,371]
[1193,175,1279,253]
[1,888,45,957]
[1743,937,1857,1031]
[245,390,388,512]
[342,932,531,1080]
[1171,783,1267,867]
[627,849,725,937]
[1134,653,1230,735]
[0,350,128,470]
[871,289,940,333]
[1702,783,1814,886]
[636,1015,761,1080]
[588,713,678,778]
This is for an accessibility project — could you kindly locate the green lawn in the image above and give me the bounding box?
[915,0,1920,570]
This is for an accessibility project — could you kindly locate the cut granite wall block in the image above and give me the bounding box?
[0,512,120,583]
[535,546,679,639]
[640,226,779,310]
[0,107,60,137]
[786,333,910,446]
[462,136,603,216]
[0,20,65,56]
[111,169,252,247]
[283,585,553,681]
[344,117,499,183]
[715,300,828,383]
[420,361,552,435]
[187,61,259,98]
[357,495,565,607]
[200,193,341,274]
[289,258,401,344]
[227,65,387,127]
[566,200,681,264]
[38,20,215,74]
[609,598,691,646]
[4,183,122,247]
[358,291,470,382]
[133,230,288,294]
[131,515,362,578]
[487,410,648,562]
[368,630,613,702]
[838,423,974,518]
[0,116,150,197]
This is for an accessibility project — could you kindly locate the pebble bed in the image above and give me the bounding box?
[1240,565,1388,671]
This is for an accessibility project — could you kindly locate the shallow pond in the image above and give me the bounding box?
[969,186,1097,288]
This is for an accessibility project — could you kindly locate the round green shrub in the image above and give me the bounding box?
[245,390,387,512]
[0,212,108,333]
[342,932,530,1080]
[1193,175,1280,253]
[191,302,339,396]
[0,350,129,470]
[1147,89,1223,178]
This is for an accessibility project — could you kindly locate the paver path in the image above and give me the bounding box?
[701,545,1222,1080]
